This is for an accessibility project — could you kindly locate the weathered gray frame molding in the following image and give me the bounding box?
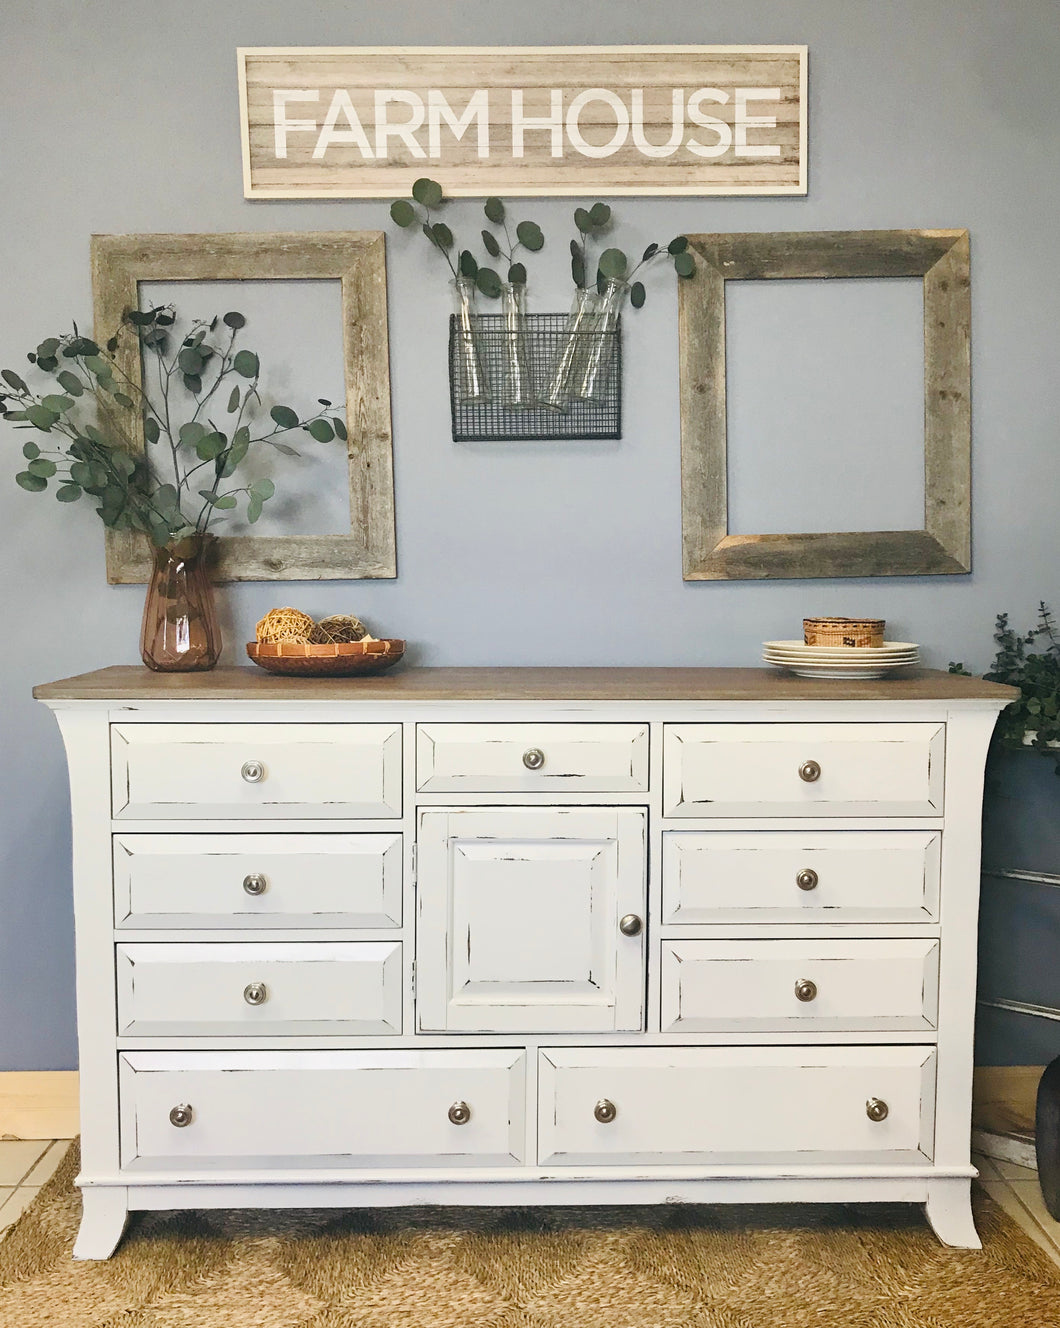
[92,232,396,583]
[678,229,970,580]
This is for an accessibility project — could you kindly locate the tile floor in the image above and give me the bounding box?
[0,1141,1059,1262]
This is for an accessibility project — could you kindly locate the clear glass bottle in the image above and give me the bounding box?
[139,533,221,671]
[542,287,600,413]
[451,275,490,404]
[498,281,535,409]
[571,277,627,404]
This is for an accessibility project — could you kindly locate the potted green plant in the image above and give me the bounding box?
[0,306,346,671]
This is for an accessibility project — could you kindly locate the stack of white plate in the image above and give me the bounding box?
[763,640,920,679]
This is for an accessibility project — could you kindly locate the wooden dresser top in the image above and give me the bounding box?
[34,665,1018,704]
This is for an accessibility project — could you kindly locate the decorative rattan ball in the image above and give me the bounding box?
[311,614,370,644]
[256,607,316,644]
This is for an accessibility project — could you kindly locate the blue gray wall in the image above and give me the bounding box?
[2,0,1058,1068]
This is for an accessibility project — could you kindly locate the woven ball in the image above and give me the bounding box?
[256,607,316,644]
[311,614,370,644]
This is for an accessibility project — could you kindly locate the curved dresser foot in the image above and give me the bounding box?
[73,1187,129,1260]
[925,1181,981,1249]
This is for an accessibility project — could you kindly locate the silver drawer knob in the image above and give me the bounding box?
[448,1101,471,1125]
[796,868,819,891]
[169,1104,194,1128]
[241,760,266,784]
[522,748,545,771]
[594,1099,617,1124]
[243,982,269,1006]
[242,873,268,896]
[794,978,818,1002]
[619,914,643,937]
[866,1097,889,1122]
[798,760,821,783]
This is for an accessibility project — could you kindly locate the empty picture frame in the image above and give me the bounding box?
[91,232,396,582]
[678,229,970,579]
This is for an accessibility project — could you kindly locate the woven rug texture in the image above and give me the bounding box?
[1,1143,1059,1327]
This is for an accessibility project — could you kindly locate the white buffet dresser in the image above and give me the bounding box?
[34,665,1016,1258]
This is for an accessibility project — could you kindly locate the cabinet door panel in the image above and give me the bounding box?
[417,808,646,1033]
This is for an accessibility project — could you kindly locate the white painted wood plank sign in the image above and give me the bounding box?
[238,46,807,197]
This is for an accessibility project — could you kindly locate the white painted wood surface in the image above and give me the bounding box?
[39,672,1010,1256]
[416,723,649,793]
[111,723,402,819]
[538,1045,936,1165]
[659,938,940,1032]
[416,808,646,1033]
[115,942,402,1036]
[663,722,945,816]
[113,833,402,929]
[662,829,941,924]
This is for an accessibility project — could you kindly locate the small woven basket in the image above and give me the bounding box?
[803,617,885,648]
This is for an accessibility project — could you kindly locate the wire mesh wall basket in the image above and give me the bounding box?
[449,312,622,442]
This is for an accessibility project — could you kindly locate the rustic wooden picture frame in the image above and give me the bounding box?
[91,232,396,583]
[678,229,970,580]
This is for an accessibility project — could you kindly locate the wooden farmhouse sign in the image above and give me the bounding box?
[238,46,807,197]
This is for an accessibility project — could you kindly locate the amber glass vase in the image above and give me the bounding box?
[139,533,221,671]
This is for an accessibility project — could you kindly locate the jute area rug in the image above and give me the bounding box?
[1,1144,1059,1327]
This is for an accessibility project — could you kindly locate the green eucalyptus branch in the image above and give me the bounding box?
[571,201,696,308]
[480,196,545,291]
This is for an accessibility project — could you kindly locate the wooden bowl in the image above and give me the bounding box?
[246,639,405,676]
[803,617,885,648]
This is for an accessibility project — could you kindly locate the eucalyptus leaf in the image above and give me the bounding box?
[69,461,93,488]
[307,418,334,442]
[247,496,263,524]
[270,404,300,430]
[390,199,416,227]
[574,207,591,233]
[223,311,246,329]
[111,452,137,478]
[16,471,47,492]
[412,177,444,207]
[508,262,527,285]
[27,458,57,478]
[642,242,660,261]
[630,281,646,309]
[143,416,161,444]
[26,404,59,431]
[56,484,82,503]
[112,392,135,410]
[481,230,501,259]
[598,247,628,279]
[154,484,181,515]
[56,370,83,396]
[589,202,611,227]
[35,357,58,373]
[214,494,238,510]
[41,394,75,413]
[674,251,696,277]
[195,432,226,461]
[233,349,259,378]
[21,441,39,459]
[668,235,689,254]
[571,253,586,287]
[36,338,60,359]
[273,442,300,457]
[66,337,100,358]
[475,267,503,299]
[431,222,454,250]
[332,417,347,442]
[179,421,206,446]
[227,386,240,413]
[516,220,544,251]
[178,347,204,375]
[182,373,202,394]
[318,398,332,407]
[1,369,27,392]
[250,477,275,500]
[483,196,505,223]
[459,250,479,278]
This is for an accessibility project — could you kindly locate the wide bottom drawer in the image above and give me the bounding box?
[538,1046,936,1165]
[120,1050,526,1168]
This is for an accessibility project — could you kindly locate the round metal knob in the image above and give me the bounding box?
[522,748,545,771]
[594,1099,617,1124]
[794,978,818,1003]
[866,1097,890,1122]
[169,1104,194,1128]
[243,982,269,1006]
[619,914,643,937]
[242,872,268,896]
[796,868,819,892]
[448,1101,471,1125]
[798,760,821,783]
[241,760,265,784]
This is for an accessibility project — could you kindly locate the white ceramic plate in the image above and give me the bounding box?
[764,647,919,660]
[763,657,918,680]
[763,640,920,656]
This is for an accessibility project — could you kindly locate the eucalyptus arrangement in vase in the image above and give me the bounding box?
[0,307,346,671]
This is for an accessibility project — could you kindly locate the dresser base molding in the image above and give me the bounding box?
[71,1175,979,1260]
[38,666,1015,1260]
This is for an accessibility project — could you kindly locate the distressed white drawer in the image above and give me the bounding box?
[119,1049,526,1168]
[663,723,944,817]
[115,942,402,1036]
[416,723,648,793]
[113,833,402,930]
[111,724,402,819]
[662,830,941,924]
[660,939,939,1033]
[538,1046,935,1165]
